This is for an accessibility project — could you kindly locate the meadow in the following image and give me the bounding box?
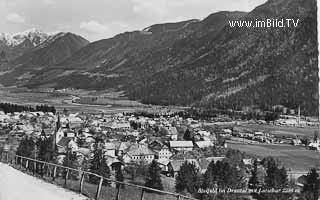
[235,123,318,137]
[227,142,320,172]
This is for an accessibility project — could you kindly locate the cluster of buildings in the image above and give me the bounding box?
[1,108,319,192]
[0,110,224,177]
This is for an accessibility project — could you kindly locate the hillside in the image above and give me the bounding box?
[127,0,318,115]
[21,11,247,89]
[0,32,89,86]
[0,0,317,116]
[0,29,54,61]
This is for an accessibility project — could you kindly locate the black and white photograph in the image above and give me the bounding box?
[0,0,319,199]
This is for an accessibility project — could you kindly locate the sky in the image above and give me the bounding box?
[0,0,267,42]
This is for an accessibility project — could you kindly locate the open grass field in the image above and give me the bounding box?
[0,86,186,114]
[227,142,320,172]
[235,123,319,138]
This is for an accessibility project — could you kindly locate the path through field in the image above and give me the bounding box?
[0,163,87,200]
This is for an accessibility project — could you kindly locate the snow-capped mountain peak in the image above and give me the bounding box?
[0,29,58,47]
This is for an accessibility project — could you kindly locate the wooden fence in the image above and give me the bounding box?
[0,152,197,200]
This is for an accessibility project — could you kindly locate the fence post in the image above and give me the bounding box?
[26,160,29,171]
[64,169,69,186]
[33,161,36,175]
[177,195,181,200]
[116,185,121,200]
[95,177,104,200]
[53,166,57,181]
[40,163,43,177]
[79,172,85,194]
[10,154,13,164]
[140,188,145,200]
[15,156,17,165]
[6,152,8,163]
[46,164,50,177]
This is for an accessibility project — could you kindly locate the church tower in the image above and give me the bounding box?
[52,113,60,152]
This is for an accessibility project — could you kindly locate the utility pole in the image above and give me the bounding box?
[297,105,300,127]
[318,0,320,141]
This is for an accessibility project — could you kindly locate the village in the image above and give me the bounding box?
[0,106,319,192]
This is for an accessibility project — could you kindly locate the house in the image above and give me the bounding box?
[206,157,225,163]
[197,157,227,174]
[110,158,124,171]
[105,155,123,168]
[291,139,302,146]
[195,141,214,149]
[75,147,91,165]
[110,121,131,130]
[56,137,78,154]
[167,160,185,177]
[123,144,155,163]
[308,140,320,151]
[126,131,139,137]
[169,141,193,152]
[55,128,65,144]
[67,114,83,129]
[116,142,131,156]
[242,158,253,166]
[168,159,199,177]
[167,127,178,140]
[104,142,116,157]
[197,130,211,137]
[157,158,171,172]
[148,140,172,160]
[198,158,210,174]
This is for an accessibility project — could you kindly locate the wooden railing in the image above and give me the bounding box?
[0,152,197,200]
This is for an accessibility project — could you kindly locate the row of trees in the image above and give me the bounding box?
[0,103,56,114]
[172,156,320,200]
[15,135,320,200]
[16,135,123,187]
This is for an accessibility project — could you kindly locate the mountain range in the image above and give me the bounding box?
[0,28,57,61]
[0,0,317,116]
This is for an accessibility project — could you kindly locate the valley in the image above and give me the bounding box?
[0,0,317,116]
[0,86,186,114]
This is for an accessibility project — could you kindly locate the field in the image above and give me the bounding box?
[0,86,186,114]
[227,142,320,172]
[235,123,319,138]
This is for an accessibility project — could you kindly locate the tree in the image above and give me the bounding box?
[16,136,35,158]
[313,131,319,142]
[183,129,192,141]
[248,160,259,189]
[264,157,279,188]
[76,137,86,147]
[62,148,79,180]
[265,112,280,122]
[263,157,288,189]
[203,160,245,191]
[145,160,163,190]
[276,167,288,189]
[16,136,36,172]
[302,168,320,200]
[175,161,200,195]
[89,141,110,185]
[99,155,110,185]
[115,168,124,188]
[37,131,54,162]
